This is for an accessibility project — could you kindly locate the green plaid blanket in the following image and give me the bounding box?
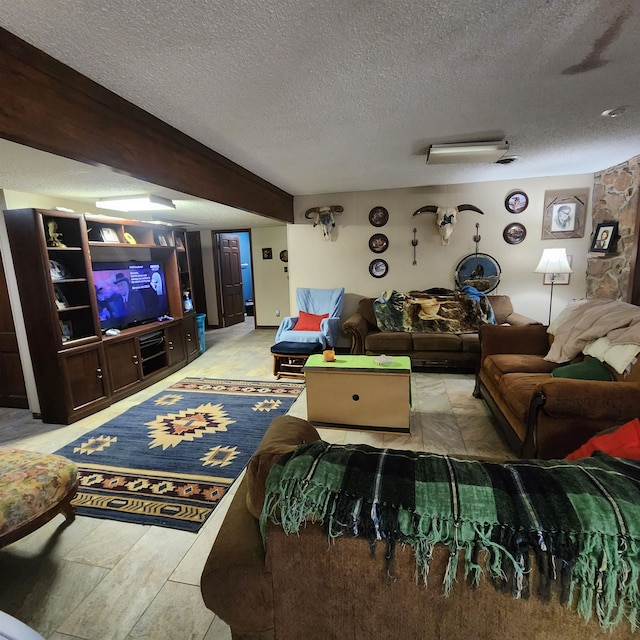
[261,441,640,631]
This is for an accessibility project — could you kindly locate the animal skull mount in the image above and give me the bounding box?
[412,204,485,245]
[304,205,344,240]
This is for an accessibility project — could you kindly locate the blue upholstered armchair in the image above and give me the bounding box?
[274,287,345,349]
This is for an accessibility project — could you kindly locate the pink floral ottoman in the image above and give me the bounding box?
[0,449,78,548]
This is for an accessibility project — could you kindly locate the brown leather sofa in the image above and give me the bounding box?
[475,323,640,459]
[200,415,636,640]
[342,294,539,369]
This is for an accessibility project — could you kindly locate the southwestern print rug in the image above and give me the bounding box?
[54,378,304,532]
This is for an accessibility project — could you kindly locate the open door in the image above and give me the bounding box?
[217,233,245,327]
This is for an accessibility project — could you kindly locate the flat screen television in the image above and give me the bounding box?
[92,261,169,331]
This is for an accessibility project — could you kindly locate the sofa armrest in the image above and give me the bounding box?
[504,312,542,326]
[534,379,640,421]
[200,475,274,637]
[274,316,297,343]
[479,324,550,360]
[342,312,372,354]
[524,379,640,458]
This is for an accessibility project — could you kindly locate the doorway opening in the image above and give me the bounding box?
[213,230,254,328]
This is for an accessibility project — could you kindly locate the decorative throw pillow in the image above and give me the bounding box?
[294,310,329,331]
[565,418,640,460]
[551,357,613,381]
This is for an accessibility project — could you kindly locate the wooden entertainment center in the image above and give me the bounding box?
[3,208,201,425]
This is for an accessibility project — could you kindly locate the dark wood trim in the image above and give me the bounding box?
[628,197,640,304]
[186,231,207,315]
[476,381,523,456]
[0,27,293,223]
[211,232,224,327]
[0,479,78,549]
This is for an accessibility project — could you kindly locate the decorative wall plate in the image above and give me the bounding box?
[368,233,388,253]
[505,190,528,213]
[368,206,389,227]
[503,222,527,244]
[279,249,288,262]
[369,258,388,278]
[455,253,501,293]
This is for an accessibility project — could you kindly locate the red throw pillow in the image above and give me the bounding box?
[293,310,329,331]
[565,418,640,460]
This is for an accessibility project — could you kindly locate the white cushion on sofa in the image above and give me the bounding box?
[583,336,640,375]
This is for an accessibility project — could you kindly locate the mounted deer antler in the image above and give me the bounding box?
[305,205,344,240]
[412,204,484,245]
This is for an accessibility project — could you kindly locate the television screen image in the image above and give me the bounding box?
[92,261,169,330]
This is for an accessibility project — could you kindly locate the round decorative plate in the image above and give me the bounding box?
[124,232,137,244]
[368,206,389,227]
[369,258,388,278]
[503,222,527,244]
[454,253,501,293]
[505,190,528,213]
[368,233,388,253]
[279,249,288,263]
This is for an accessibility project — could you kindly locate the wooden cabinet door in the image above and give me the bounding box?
[105,337,142,393]
[59,343,109,421]
[0,254,27,408]
[182,314,199,361]
[166,322,187,366]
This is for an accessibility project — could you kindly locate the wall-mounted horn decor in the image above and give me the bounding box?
[304,205,343,240]
[411,228,418,265]
[412,204,484,245]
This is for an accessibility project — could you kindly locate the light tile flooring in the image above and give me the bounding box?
[0,319,512,640]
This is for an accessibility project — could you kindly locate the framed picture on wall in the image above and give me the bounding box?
[541,190,588,240]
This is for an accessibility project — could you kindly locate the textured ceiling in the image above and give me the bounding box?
[1,1,640,228]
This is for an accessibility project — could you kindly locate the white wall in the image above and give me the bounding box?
[251,226,290,327]
[291,174,594,348]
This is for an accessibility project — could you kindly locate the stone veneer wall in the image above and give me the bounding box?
[587,155,640,301]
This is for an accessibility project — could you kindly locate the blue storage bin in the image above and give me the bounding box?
[196,313,207,354]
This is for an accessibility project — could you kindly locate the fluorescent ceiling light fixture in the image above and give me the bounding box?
[95,195,176,212]
[426,141,509,165]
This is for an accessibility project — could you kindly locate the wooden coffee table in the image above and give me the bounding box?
[303,354,411,433]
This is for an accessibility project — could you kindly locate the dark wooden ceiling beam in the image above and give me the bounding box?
[0,27,293,223]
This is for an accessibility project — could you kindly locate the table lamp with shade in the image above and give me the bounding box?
[534,248,573,325]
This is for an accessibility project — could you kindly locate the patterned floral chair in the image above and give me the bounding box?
[0,449,78,548]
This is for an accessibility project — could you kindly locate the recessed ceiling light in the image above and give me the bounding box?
[601,107,626,118]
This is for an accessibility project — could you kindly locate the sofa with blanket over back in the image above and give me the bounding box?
[342,288,540,369]
[201,415,640,640]
[475,298,640,459]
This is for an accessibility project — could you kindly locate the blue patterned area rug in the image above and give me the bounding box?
[55,378,304,532]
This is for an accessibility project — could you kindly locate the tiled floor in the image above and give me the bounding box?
[0,318,511,639]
